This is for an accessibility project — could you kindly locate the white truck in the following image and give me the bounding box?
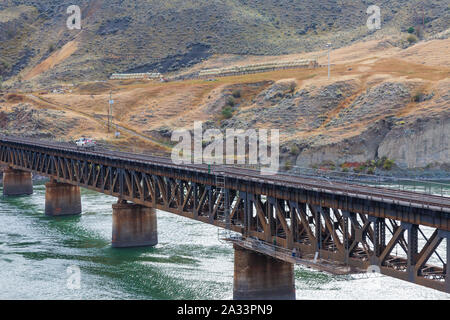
[75,138,96,150]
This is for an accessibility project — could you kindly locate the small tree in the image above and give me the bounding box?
[407,27,415,34]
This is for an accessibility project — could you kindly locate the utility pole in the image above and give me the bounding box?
[108,90,114,133]
[422,8,425,38]
[107,91,111,132]
[326,43,332,79]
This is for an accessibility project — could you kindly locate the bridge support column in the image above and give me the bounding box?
[45,180,81,216]
[2,167,33,196]
[112,199,158,248]
[233,244,296,300]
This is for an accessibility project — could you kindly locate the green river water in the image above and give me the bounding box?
[0,181,449,300]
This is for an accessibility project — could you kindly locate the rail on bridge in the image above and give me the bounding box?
[0,136,449,297]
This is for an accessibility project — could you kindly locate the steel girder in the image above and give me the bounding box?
[0,141,448,293]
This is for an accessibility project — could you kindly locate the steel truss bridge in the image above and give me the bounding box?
[0,136,449,293]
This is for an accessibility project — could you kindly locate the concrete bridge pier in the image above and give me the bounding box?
[112,199,158,248]
[233,244,296,300]
[2,167,33,196]
[45,180,82,216]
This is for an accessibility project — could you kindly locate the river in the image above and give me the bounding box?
[0,181,449,300]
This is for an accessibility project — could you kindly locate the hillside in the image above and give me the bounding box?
[0,37,448,172]
[0,0,449,87]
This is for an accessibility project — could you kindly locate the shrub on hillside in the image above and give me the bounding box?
[412,91,424,102]
[383,158,395,170]
[288,81,297,94]
[0,60,11,75]
[222,106,233,119]
[290,145,300,155]
[284,160,292,171]
[226,96,236,107]
[407,34,418,44]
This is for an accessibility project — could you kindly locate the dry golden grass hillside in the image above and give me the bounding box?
[1,37,449,169]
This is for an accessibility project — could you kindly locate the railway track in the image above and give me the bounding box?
[2,135,449,213]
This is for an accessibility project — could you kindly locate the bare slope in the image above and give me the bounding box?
[0,0,449,85]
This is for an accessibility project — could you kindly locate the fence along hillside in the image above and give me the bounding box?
[109,59,318,82]
[198,59,318,78]
[110,72,162,80]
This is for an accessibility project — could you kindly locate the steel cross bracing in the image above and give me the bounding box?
[0,136,449,293]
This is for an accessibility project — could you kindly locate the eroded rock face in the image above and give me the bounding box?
[294,119,392,167]
[276,81,449,169]
[293,112,450,169]
[378,117,449,168]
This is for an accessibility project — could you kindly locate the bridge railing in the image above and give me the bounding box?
[16,138,450,199]
[100,143,450,198]
[234,163,450,198]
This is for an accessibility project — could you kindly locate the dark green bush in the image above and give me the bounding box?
[222,106,233,119]
[412,91,424,102]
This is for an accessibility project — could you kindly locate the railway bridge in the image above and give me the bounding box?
[0,136,449,298]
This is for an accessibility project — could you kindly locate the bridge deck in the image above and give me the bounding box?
[1,135,449,293]
[2,135,448,213]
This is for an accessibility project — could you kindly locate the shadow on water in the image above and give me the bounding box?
[294,267,335,290]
